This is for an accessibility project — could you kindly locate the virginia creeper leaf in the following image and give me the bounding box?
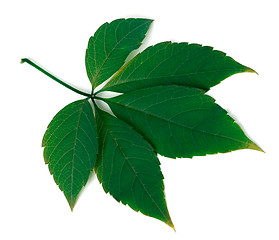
[85,18,153,88]
[22,17,263,230]
[42,99,98,209]
[103,42,255,93]
[103,85,262,158]
[94,106,174,229]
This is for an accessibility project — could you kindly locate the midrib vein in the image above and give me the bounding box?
[107,100,248,145]
[104,120,169,222]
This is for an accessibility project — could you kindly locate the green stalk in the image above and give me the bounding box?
[21,58,92,97]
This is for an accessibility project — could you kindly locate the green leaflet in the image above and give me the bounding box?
[86,18,153,89]
[94,106,174,229]
[103,85,262,158]
[103,42,255,93]
[42,99,98,210]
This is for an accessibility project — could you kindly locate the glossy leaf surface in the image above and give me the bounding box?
[86,18,153,88]
[94,107,174,229]
[104,85,261,158]
[103,42,255,93]
[42,99,98,209]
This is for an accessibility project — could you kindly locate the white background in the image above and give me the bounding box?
[0,0,278,239]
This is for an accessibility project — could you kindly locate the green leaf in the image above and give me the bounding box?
[103,42,255,93]
[86,18,153,89]
[94,106,174,229]
[103,85,262,158]
[23,18,263,229]
[42,99,98,210]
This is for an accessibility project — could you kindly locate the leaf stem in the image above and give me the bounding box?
[21,58,92,97]
[93,89,102,96]
[93,95,103,101]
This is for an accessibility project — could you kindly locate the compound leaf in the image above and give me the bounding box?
[86,18,153,89]
[42,99,98,210]
[103,85,262,158]
[94,106,174,229]
[22,17,263,229]
[103,42,255,93]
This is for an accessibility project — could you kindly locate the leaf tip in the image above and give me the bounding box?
[66,195,77,212]
[245,67,258,75]
[247,141,264,153]
[68,201,75,212]
[162,215,175,231]
[168,221,176,232]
